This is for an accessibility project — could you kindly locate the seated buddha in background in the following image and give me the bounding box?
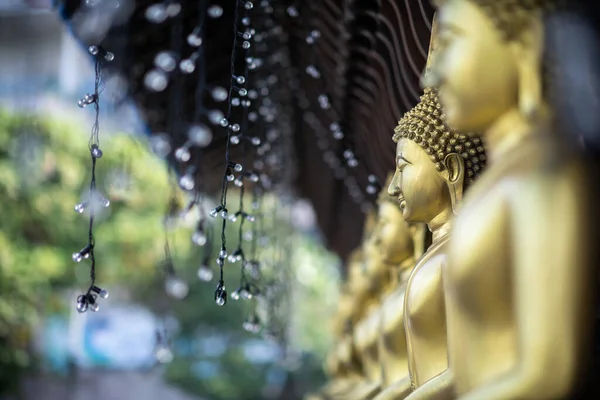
[375,88,486,400]
[305,213,379,400]
[351,177,423,400]
[424,0,597,398]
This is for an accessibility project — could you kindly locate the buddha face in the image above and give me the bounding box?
[375,202,414,265]
[427,0,519,132]
[388,139,452,224]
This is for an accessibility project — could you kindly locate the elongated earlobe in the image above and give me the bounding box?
[444,153,465,214]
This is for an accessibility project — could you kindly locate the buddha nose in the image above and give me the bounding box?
[388,171,401,196]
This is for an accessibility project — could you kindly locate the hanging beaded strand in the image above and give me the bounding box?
[74,45,113,314]
[212,0,254,307]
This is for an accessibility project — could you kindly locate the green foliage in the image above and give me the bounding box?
[0,109,339,399]
[0,109,180,391]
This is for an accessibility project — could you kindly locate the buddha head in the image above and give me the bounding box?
[373,174,415,266]
[425,0,559,133]
[388,88,486,224]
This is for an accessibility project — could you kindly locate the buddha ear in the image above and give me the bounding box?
[510,15,545,122]
[444,153,465,214]
[444,153,464,184]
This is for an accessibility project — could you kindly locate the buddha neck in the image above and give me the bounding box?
[428,207,453,244]
[484,108,534,165]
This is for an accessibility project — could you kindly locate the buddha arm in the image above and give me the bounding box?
[404,370,453,400]
[461,176,593,400]
[373,376,412,400]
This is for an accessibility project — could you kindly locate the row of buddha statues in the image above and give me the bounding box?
[307,0,598,399]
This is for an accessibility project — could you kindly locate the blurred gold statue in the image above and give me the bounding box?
[375,88,485,400]
[305,213,380,400]
[424,0,596,398]
[352,177,423,399]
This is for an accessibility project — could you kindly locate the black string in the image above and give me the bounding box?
[218,0,244,276]
[85,56,103,295]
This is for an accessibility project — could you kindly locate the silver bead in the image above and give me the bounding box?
[88,45,99,55]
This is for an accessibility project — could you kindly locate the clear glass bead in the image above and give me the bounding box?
[230,136,240,145]
[144,69,168,92]
[219,118,229,127]
[175,147,191,162]
[145,3,168,23]
[251,137,261,146]
[208,4,223,18]
[91,145,103,159]
[179,59,195,74]
[72,252,83,262]
[154,51,177,72]
[197,265,213,282]
[150,134,171,158]
[74,203,86,213]
[219,249,227,258]
[242,41,251,50]
[234,164,243,172]
[104,52,115,62]
[90,302,100,312]
[244,1,253,10]
[165,277,189,300]
[188,124,213,147]
[88,45,99,55]
[235,76,245,84]
[192,231,207,246]
[211,86,228,102]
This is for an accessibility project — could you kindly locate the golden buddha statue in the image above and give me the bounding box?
[424,0,597,398]
[375,88,486,400]
[306,213,380,400]
[351,178,421,399]
[306,250,368,400]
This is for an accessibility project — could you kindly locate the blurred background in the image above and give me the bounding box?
[0,1,342,399]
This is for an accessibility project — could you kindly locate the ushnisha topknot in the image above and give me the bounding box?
[393,88,487,185]
[433,0,563,41]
